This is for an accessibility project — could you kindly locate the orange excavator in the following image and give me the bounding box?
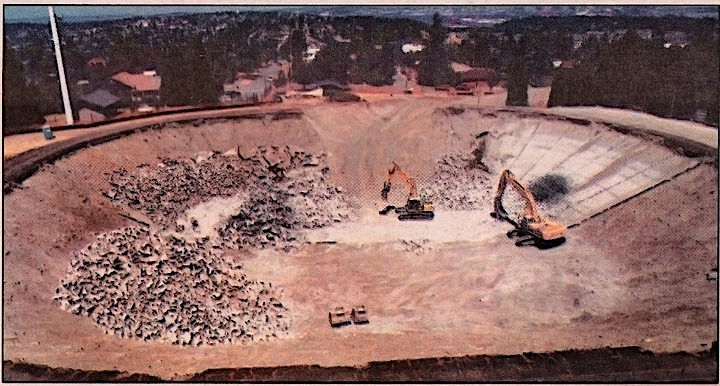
[491,169,567,246]
[379,162,435,221]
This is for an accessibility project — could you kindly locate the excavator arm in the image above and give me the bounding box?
[381,162,419,201]
[492,169,566,242]
[493,169,542,222]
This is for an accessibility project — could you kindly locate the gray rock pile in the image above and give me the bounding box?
[219,166,350,249]
[54,227,289,345]
[107,146,352,248]
[420,152,493,211]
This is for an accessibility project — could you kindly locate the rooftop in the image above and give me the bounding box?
[112,72,162,92]
[80,89,121,108]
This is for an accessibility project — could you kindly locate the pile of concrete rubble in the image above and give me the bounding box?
[107,146,352,248]
[54,227,289,345]
[56,146,354,345]
[420,152,494,211]
[218,166,350,250]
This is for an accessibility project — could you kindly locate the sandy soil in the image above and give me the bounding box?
[4,126,111,160]
[3,97,716,379]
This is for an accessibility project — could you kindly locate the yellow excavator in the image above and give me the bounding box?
[379,162,435,221]
[491,169,567,246]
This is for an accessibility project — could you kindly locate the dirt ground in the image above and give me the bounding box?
[3,97,717,380]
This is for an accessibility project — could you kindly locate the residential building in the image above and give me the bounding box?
[77,88,121,123]
[111,71,162,107]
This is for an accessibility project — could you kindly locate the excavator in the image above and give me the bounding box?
[491,169,567,247]
[378,162,435,221]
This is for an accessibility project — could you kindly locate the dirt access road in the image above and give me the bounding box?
[3,97,717,380]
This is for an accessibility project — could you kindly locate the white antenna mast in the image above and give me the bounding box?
[48,6,74,125]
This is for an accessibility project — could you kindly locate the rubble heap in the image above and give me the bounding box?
[54,227,289,345]
[107,156,260,228]
[420,152,493,211]
[219,166,350,249]
[107,146,352,248]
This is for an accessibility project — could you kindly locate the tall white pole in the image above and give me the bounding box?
[48,6,74,125]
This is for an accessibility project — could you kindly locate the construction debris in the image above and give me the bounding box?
[54,227,290,345]
[55,146,354,345]
[107,146,352,249]
[420,153,493,211]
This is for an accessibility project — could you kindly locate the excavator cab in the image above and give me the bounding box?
[492,169,567,247]
[405,198,426,211]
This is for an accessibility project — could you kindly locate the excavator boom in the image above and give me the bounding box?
[493,170,541,221]
[379,162,434,221]
[381,162,419,201]
[492,169,567,242]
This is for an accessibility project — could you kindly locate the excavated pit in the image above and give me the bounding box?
[3,100,716,380]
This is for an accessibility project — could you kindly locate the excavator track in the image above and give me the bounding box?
[398,212,435,221]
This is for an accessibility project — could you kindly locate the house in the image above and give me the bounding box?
[78,108,107,123]
[558,59,577,69]
[221,62,287,103]
[77,88,121,123]
[111,71,162,106]
[223,75,267,103]
[316,80,350,92]
[304,47,321,62]
[460,67,497,83]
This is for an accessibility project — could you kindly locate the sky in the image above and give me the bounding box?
[3,5,291,22]
[3,4,718,24]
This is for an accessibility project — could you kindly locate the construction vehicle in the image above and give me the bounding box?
[378,162,435,221]
[351,305,369,324]
[329,306,351,327]
[491,169,567,247]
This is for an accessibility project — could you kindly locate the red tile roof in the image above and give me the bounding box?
[111,72,161,92]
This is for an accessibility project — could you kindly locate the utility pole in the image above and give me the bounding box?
[49,6,74,125]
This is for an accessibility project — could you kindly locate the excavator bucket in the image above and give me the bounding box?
[381,181,391,201]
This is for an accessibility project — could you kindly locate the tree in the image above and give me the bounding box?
[274,69,288,87]
[188,39,222,104]
[309,39,351,84]
[3,42,44,132]
[351,42,397,86]
[417,13,460,87]
[505,42,529,106]
[548,28,718,127]
[159,45,190,106]
[159,41,220,107]
[289,17,308,82]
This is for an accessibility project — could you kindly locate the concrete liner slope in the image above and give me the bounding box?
[444,107,704,226]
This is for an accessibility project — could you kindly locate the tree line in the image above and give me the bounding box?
[549,29,718,126]
[3,11,718,132]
